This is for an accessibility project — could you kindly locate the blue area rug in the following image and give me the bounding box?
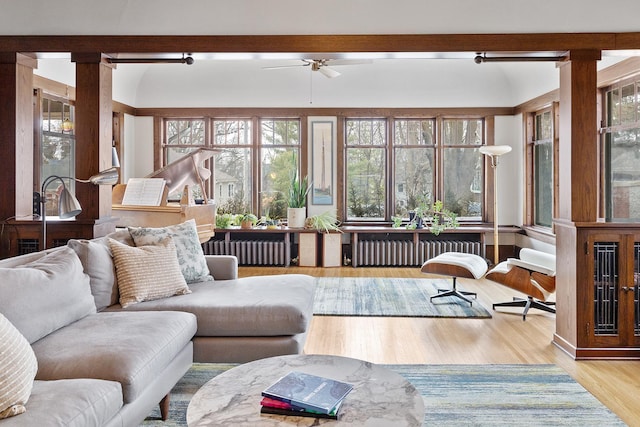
[142,363,623,426]
[313,277,492,318]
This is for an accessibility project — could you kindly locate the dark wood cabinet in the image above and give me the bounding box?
[555,223,640,359]
[585,231,640,349]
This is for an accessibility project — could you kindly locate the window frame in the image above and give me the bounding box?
[524,103,559,233]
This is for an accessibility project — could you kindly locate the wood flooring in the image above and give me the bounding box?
[239,265,640,426]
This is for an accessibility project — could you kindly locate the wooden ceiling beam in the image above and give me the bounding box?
[0,33,624,54]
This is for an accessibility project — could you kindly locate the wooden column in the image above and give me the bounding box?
[553,50,601,357]
[71,53,115,222]
[0,53,36,221]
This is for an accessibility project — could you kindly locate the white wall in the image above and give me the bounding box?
[132,117,155,178]
[495,115,524,227]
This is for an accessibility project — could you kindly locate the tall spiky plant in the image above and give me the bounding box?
[288,172,311,208]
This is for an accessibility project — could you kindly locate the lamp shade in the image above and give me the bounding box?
[479,145,512,157]
[58,188,82,218]
[88,167,120,185]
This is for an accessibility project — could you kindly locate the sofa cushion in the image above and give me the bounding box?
[0,314,38,419]
[128,219,213,283]
[0,379,123,427]
[68,238,119,311]
[0,247,96,343]
[109,237,191,308]
[111,274,316,337]
[31,311,197,404]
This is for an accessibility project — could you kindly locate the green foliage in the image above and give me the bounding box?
[288,173,311,208]
[408,199,459,235]
[237,212,258,224]
[215,213,234,229]
[305,211,341,233]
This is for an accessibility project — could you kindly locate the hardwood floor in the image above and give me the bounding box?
[239,265,640,426]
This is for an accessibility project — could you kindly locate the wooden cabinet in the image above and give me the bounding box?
[585,231,640,349]
[555,223,640,359]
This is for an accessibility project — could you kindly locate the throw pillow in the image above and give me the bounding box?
[68,238,119,311]
[0,313,38,419]
[128,219,212,283]
[108,237,191,308]
[0,247,96,344]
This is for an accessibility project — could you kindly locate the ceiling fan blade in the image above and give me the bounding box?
[262,64,306,70]
[325,59,373,66]
[318,66,341,78]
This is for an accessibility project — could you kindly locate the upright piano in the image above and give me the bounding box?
[112,148,218,242]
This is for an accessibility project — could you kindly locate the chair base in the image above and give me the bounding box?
[430,277,477,306]
[493,296,556,321]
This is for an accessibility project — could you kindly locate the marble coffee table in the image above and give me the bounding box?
[186,354,425,426]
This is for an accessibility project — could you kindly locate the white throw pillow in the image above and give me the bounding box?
[128,219,212,283]
[108,237,191,308]
[0,313,38,419]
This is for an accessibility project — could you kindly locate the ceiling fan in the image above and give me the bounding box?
[263,59,372,78]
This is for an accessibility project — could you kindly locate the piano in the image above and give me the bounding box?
[112,148,219,243]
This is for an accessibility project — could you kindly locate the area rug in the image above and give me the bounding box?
[313,276,492,318]
[142,363,624,426]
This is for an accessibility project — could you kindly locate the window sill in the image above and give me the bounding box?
[521,225,556,245]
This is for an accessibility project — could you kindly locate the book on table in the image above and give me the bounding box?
[259,397,342,419]
[261,371,353,415]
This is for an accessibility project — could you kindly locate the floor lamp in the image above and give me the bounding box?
[479,145,512,266]
[41,167,119,249]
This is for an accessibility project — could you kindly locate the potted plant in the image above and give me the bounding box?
[237,212,258,229]
[305,211,342,233]
[215,213,234,229]
[407,200,459,235]
[287,172,311,228]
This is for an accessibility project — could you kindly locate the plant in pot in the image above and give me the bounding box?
[305,210,342,233]
[423,200,459,235]
[237,212,258,229]
[287,173,311,228]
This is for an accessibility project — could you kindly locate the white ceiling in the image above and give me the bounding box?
[21,0,639,109]
[4,0,640,35]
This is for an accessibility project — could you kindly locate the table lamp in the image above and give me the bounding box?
[41,167,119,249]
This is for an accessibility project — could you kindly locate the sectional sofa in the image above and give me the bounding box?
[0,220,316,426]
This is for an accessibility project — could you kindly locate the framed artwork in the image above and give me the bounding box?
[310,119,334,205]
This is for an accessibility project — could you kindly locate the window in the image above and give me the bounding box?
[345,117,484,223]
[40,95,76,216]
[603,79,640,220]
[442,119,484,219]
[212,119,252,214]
[345,119,387,220]
[393,119,435,217]
[164,119,206,199]
[533,110,554,227]
[259,119,300,219]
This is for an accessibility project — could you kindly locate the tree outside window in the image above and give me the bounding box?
[603,79,640,220]
[442,119,483,219]
[345,119,386,220]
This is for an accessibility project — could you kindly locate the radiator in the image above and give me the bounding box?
[202,240,287,266]
[356,240,481,267]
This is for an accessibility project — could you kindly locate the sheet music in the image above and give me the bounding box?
[121,178,166,206]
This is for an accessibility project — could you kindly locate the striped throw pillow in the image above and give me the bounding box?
[0,313,38,419]
[108,237,191,309]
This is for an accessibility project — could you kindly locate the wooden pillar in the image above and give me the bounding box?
[0,53,36,221]
[71,53,115,221]
[553,49,601,357]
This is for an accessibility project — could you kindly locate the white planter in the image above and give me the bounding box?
[287,207,306,228]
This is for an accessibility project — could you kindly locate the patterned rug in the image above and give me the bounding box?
[313,277,492,318]
[142,363,623,426]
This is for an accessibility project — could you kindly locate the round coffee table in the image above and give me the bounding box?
[186,354,425,426]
